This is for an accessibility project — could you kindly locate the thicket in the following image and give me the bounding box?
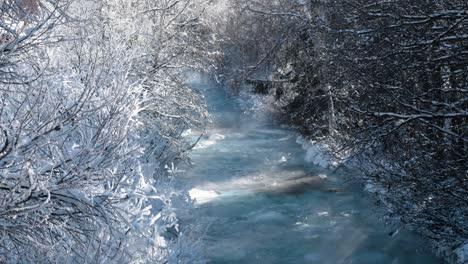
[0,0,211,262]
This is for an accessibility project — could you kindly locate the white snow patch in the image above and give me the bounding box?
[317,212,329,217]
[181,129,193,137]
[279,156,287,163]
[194,133,225,149]
[194,140,216,149]
[364,182,387,195]
[209,133,225,140]
[188,188,219,204]
[296,136,334,168]
[318,174,327,179]
[365,183,378,193]
[454,242,468,264]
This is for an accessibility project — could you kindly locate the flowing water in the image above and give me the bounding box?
[181,75,442,264]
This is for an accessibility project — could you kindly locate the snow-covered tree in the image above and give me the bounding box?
[0,0,209,262]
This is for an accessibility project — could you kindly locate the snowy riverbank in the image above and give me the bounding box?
[235,85,465,264]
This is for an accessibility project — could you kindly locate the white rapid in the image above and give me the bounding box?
[180,75,441,264]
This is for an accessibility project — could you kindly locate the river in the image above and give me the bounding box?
[180,74,442,264]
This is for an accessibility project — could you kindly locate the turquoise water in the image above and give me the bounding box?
[181,75,442,264]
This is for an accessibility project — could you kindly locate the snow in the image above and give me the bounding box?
[296,136,333,168]
[454,242,468,264]
[194,132,225,149]
[0,0,207,261]
[189,188,219,204]
[318,174,327,179]
[317,211,329,217]
[181,129,193,137]
[364,183,382,194]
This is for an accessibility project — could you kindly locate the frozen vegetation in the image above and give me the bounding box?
[1,0,466,263]
[0,0,209,262]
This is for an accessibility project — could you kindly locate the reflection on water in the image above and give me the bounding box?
[189,170,338,204]
[180,74,442,264]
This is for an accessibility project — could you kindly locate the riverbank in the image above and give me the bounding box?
[233,85,466,264]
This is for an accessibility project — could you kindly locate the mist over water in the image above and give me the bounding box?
[181,74,441,264]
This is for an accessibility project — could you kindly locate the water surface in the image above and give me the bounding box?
[181,75,442,264]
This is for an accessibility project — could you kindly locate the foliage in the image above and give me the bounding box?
[0,0,208,262]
